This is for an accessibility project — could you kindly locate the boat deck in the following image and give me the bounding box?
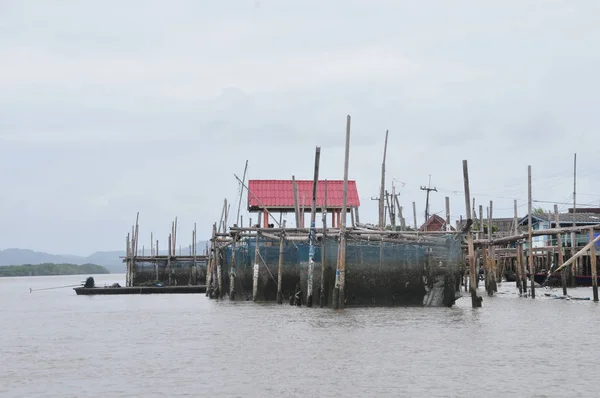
[74,285,206,295]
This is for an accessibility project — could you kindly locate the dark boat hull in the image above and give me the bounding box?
[531,273,600,287]
[74,285,206,295]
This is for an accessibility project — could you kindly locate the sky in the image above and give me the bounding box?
[1,0,599,255]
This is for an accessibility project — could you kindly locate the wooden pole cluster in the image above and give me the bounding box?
[122,213,207,289]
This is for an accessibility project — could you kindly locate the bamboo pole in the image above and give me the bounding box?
[320,180,328,308]
[552,234,600,274]
[528,165,535,298]
[229,232,237,300]
[379,130,389,229]
[168,232,172,286]
[463,160,480,307]
[253,231,260,302]
[277,230,285,304]
[307,146,321,307]
[236,160,249,226]
[554,205,566,296]
[292,175,300,227]
[590,228,598,302]
[126,233,130,287]
[571,153,577,286]
[216,245,222,298]
[513,200,522,292]
[334,114,351,310]
[412,202,417,230]
[445,197,450,231]
[489,200,497,294]
[155,239,159,281]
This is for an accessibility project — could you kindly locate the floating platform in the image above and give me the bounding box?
[74,285,206,295]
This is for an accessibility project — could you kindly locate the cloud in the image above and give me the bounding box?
[0,0,599,255]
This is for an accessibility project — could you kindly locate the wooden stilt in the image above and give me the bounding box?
[253,231,260,302]
[462,160,481,307]
[230,232,237,300]
[590,228,598,302]
[553,205,566,296]
[307,146,321,307]
[412,201,417,230]
[513,200,522,292]
[334,114,351,310]
[277,229,284,304]
[527,165,535,298]
[320,180,328,308]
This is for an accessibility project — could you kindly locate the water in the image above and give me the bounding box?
[1,274,598,397]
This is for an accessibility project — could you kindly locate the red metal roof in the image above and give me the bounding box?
[247,180,360,210]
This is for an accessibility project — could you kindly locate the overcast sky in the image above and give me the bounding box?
[1,0,599,255]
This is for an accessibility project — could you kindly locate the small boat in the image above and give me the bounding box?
[74,277,206,295]
[530,273,600,287]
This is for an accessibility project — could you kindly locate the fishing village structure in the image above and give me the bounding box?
[115,117,600,308]
[200,116,600,309]
[121,213,208,289]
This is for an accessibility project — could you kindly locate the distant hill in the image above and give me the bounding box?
[0,263,109,277]
[0,241,208,274]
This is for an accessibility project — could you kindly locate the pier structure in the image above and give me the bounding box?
[122,213,208,287]
[204,116,465,308]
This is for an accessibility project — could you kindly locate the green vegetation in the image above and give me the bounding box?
[0,263,109,277]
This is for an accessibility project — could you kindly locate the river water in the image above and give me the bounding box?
[0,273,597,397]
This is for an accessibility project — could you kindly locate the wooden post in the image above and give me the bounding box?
[590,228,598,302]
[379,130,389,229]
[462,160,480,307]
[292,176,300,228]
[394,195,403,231]
[230,232,237,300]
[277,230,285,304]
[167,232,172,286]
[206,223,216,296]
[445,196,450,231]
[320,180,328,308]
[126,233,130,287]
[193,223,197,285]
[307,146,321,307]
[571,153,577,286]
[253,231,260,302]
[554,205,566,296]
[412,201,417,230]
[334,114,351,310]
[386,190,394,230]
[527,165,535,298]
[488,200,497,294]
[350,207,355,227]
[236,160,249,226]
[513,200,522,292]
[216,245,222,298]
[155,239,159,281]
[479,205,483,241]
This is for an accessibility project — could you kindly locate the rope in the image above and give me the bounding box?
[29,284,81,293]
